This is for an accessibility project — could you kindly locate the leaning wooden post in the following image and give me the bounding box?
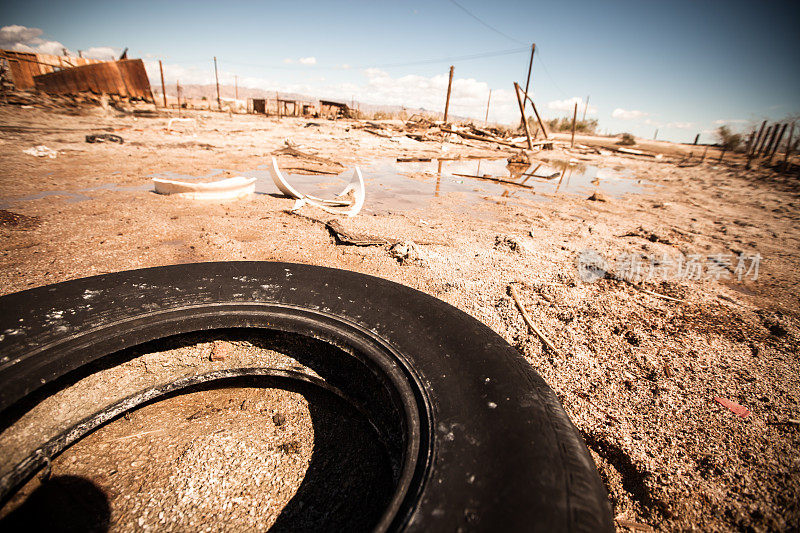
[443,65,454,123]
[767,123,788,165]
[513,82,533,149]
[517,84,548,139]
[782,122,795,171]
[763,124,781,158]
[759,125,775,156]
[214,56,221,110]
[570,101,578,148]
[752,120,767,156]
[176,80,181,116]
[158,60,167,108]
[484,89,492,124]
[693,133,700,145]
[745,131,755,169]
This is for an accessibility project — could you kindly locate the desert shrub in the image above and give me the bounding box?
[716,125,743,151]
[534,117,597,134]
[618,133,636,145]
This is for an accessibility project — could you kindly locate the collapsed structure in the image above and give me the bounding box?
[0,49,153,101]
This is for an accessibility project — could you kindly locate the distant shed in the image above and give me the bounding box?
[320,100,352,118]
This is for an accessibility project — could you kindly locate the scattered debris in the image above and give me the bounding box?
[0,210,40,228]
[452,172,535,189]
[167,117,198,132]
[507,151,531,164]
[389,241,421,264]
[396,157,432,162]
[85,133,124,144]
[153,176,256,200]
[269,156,365,217]
[587,191,609,202]
[277,441,301,454]
[23,145,58,158]
[508,284,559,355]
[615,517,654,531]
[325,219,387,246]
[714,397,751,418]
[495,235,522,253]
[621,226,674,245]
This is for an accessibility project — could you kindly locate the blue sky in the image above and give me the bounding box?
[2,0,798,142]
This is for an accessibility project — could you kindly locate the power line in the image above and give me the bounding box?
[447,0,525,45]
[535,46,569,98]
[220,46,528,71]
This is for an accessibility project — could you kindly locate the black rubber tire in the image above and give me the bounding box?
[0,262,612,532]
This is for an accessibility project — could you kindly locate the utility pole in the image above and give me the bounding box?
[582,95,589,122]
[176,80,181,116]
[523,43,535,111]
[214,56,221,110]
[159,60,167,108]
[484,89,492,124]
[443,65,454,123]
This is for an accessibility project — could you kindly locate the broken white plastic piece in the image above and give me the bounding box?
[153,176,256,200]
[23,145,58,159]
[268,156,365,217]
[167,118,198,132]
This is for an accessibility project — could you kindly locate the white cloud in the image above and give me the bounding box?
[0,25,43,46]
[548,97,596,115]
[83,47,118,60]
[666,121,694,129]
[283,57,317,66]
[0,24,68,56]
[713,119,747,125]
[143,64,525,123]
[612,108,646,120]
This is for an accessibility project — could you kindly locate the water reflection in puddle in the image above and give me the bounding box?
[0,158,651,213]
[244,157,651,213]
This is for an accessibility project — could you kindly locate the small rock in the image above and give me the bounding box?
[209,341,230,361]
[277,441,301,454]
[494,235,521,253]
[587,191,609,202]
[389,241,420,264]
[508,150,530,165]
[272,412,286,426]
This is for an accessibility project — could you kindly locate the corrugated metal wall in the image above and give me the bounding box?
[32,59,153,100]
[0,50,104,89]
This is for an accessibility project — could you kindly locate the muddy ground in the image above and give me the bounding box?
[0,103,799,531]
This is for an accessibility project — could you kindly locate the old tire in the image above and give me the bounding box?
[0,262,612,532]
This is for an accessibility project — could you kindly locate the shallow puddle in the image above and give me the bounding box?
[0,158,652,213]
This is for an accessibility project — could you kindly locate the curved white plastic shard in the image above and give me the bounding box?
[153,176,256,200]
[269,156,365,216]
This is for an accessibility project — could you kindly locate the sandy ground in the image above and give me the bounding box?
[1,103,799,531]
